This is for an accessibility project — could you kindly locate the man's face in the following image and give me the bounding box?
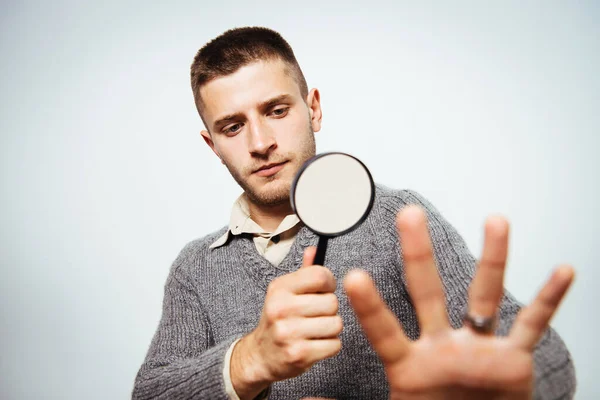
[200,59,321,207]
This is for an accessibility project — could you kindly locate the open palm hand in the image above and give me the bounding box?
[344,205,574,400]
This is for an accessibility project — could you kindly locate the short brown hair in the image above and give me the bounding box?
[190,27,308,126]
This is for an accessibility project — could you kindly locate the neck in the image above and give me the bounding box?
[247,200,293,232]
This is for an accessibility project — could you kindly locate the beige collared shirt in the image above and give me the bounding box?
[212,193,302,399]
[210,194,302,266]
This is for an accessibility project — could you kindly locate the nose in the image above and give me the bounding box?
[247,118,277,156]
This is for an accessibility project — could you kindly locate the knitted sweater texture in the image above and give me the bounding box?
[133,186,575,399]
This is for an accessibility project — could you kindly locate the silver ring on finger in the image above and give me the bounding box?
[463,312,496,334]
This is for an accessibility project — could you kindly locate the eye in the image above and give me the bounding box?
[223,123,243,136]
[269,107,289,117]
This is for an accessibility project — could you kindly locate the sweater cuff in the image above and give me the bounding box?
[222,338,271,400]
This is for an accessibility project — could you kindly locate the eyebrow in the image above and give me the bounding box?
[212,93,294,131]
[259,94,293,110]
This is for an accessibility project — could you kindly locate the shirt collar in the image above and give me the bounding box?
[209,193,301,249]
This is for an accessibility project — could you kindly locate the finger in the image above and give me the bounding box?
[278,315,343,339]
[279,265,337,294]
[397,205,450,334]
[510,266,575,350]
[344,269,409,365]
[468,216,509,321]
[302,338,342,365]
[302,246,317,268]
[294,293,339,317]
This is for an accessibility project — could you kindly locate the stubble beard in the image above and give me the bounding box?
[225,125,316,208]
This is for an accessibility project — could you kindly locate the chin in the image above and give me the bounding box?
[248,179,291,207]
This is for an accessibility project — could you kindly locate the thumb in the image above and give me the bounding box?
[301,246,317,268]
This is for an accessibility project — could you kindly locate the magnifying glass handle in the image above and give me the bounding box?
[314,236,329,266]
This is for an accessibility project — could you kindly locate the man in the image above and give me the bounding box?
[133,27,575,399]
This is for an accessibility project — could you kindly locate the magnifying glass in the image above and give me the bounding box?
[290,152,375,266]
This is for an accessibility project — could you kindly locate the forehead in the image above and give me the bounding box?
[199,59,302,122]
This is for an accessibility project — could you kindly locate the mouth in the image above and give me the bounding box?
[254,161,288,177]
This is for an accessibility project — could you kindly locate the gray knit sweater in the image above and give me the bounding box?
[133,186,575,399]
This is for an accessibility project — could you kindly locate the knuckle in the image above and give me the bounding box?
[468,293,499,312]
[272,321,292,343]
[479,257,506,270]
[267,278,282,294]
[521,312,546,332]
[332,315,343,334]
[328,294,339,314]
[314,267,335,289]
[264,300,287,321]
[334,338,342,353]
[285,342,308,366]
[328,338,342,356]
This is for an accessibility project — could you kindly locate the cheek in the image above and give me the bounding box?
[276,114,310,145]
[215,138,245,162]
[222,152,244,170]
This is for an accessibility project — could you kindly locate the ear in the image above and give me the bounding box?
[200,130,225,164]
[306,88,322,133]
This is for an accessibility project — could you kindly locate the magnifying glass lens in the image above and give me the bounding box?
[291,152,375,265]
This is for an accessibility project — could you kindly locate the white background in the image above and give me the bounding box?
[1,1,598,398]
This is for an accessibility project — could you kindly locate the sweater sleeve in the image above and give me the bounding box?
[377,187,576,400]
[132,243,233,400]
